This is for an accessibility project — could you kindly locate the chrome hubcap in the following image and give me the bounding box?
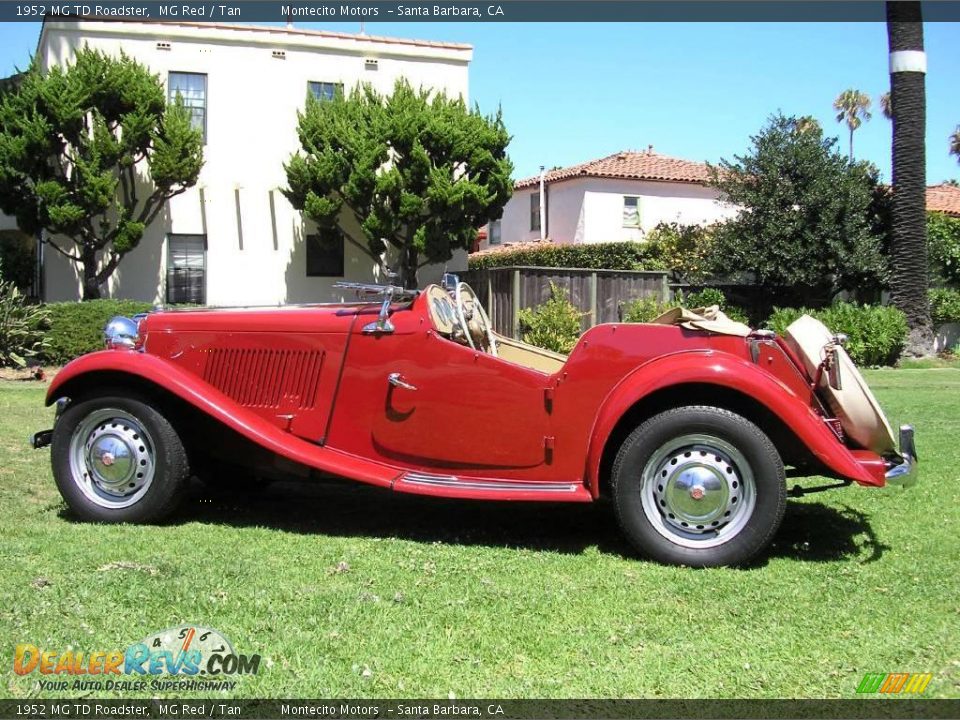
[641,434,756,549]
[69,409,155,509]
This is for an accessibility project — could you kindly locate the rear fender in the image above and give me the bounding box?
[585,351,884,495]
[46,350,399,488]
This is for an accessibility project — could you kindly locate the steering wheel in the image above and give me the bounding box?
[455,282,498,357]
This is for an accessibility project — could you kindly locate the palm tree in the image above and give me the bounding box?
[950,126,960,164]
[879,92,893,120]
[833,89,872,160]
[887,1,933,355]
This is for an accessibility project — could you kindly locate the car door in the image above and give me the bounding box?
[329,325,553,471]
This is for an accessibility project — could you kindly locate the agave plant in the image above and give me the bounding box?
[0,273,49,368]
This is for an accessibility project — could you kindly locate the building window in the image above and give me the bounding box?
[306,231,345,277]
[308,81,343,102]
[168,72,207,142]
[488,219,502,245]
[166,234,206,305]
[623,196,640,227]
[530,193,541,232]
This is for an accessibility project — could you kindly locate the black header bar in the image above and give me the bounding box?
[4,1,960,23]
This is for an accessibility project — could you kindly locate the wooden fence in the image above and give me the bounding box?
[461,266,671,338]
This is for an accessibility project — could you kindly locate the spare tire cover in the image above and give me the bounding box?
[783,315,896,454]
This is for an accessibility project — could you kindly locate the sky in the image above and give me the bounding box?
[0,20,958,184]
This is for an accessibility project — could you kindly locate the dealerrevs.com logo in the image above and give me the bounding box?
[14,625,261,692]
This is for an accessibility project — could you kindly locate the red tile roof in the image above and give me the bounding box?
[927,183,960,217]
[515,149,711,189]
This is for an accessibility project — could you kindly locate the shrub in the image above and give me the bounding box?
[469,241,666,271]
[929,287,960,325]
[620,288,750,325]
[767,302,908,367]
[517,283,583,354]
[43,299,154,364]
[928,212,960,288]
[643,222,718,283]
[620,296,674,323]
[674,287,749,324]
[0,273,48,368]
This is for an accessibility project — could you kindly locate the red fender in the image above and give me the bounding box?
[46,350,400,489]
[584,351,885,495]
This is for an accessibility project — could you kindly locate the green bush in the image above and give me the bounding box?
[928,212,960,288]
[643,222,718,283]
[43,299,154,364]
[674,287,749,324]
[930,287,960,326]
[517,283,583,354]
[0,273,48,368]
[621,288,749,325]
[620,296,674,323]
[767,302,908,367]
[469,241,666,271]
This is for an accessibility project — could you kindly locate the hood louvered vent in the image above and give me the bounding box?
[203,348,324,409]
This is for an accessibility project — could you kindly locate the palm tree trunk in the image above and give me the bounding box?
[849,125,855,161]
[887,1,933,355]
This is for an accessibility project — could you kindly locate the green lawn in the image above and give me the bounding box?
[1,369,958,699]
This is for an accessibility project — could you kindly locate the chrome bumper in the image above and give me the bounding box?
[885,425,919,488]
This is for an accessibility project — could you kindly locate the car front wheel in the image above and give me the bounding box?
[51,395,189,523]
[612,406,786,567]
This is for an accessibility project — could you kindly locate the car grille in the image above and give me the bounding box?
[202,348,325,409]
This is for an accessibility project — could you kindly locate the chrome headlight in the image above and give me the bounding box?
[103,316,139,350]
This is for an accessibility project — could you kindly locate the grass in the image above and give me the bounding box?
[0,369,958,699]
[897,354,960,369]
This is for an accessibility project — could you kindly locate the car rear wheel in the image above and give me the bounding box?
[612,406,786,567]
[51,395,189,523]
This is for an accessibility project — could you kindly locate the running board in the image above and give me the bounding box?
[394,471,591,502]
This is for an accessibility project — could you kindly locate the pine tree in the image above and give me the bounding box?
[284,80,513,288]
[708,114,888,310]
[0,48,203,299]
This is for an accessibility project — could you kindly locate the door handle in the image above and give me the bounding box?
[388,372,417,391]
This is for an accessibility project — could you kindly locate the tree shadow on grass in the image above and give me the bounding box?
[151,479,888,565]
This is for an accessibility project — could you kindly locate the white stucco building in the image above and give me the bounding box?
[480,149,737,250]
[20,20,472,305]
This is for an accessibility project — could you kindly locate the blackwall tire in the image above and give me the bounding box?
[51,395,189,523]
[612,406,786,567]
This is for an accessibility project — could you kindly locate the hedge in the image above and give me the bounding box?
[469,241,667,271]
[766,302,908,367]
[43,299,155,364]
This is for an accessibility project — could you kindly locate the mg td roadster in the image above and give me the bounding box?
[32,278,917,567]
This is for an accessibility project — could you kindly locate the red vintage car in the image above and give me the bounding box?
[32,279,917,567]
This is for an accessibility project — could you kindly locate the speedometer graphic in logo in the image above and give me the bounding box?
[132,625,235,675]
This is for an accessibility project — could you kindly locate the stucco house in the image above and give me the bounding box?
[480,148,738,250]
[2,20,472,305]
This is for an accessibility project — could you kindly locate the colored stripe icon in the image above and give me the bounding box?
[856,672,933,694]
